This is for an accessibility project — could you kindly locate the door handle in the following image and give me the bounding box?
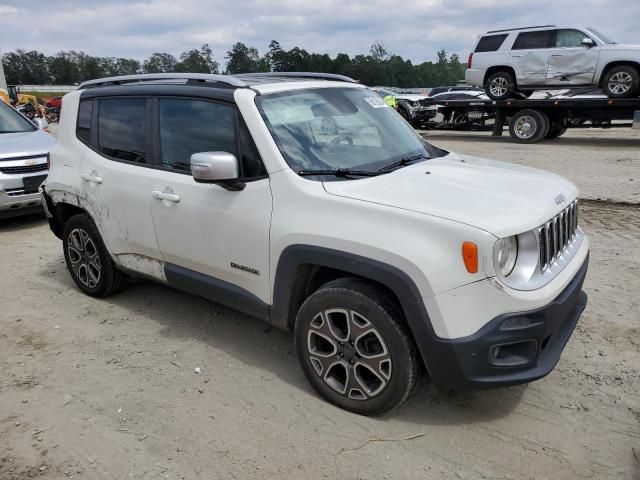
[152,190,181,203]
[80,173,103,184]
[551,54,564,57]
[511,55,523,58]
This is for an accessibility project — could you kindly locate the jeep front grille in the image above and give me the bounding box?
[538,201,578,272]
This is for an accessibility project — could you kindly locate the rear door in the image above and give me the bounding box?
[509,30,555,85]
[147,96,272,303]
[546,29,600,85]
[76,97,163,270]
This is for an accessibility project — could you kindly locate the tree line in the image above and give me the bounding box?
[2,41,465,88]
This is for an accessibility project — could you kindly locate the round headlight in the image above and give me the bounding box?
[495,236,518,276]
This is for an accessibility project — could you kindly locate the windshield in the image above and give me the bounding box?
[586,27,616,44]
[256,87,446,177]
[0,102,36,134]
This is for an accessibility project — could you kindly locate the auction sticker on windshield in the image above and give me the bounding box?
[364,96,389,108]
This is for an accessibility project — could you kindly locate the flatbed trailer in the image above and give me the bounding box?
[433,96,640,143]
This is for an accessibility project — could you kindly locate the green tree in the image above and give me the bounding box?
[266,40,286,71]
[369,42,389,62]
[225,42,267,74]
[175,44,219,73]
[143,53,177,73]
[48,51,81,84]
[2,49,49,84]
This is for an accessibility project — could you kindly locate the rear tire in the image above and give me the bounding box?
[294,278,419,416]
[508,109,550,143]
[485,71,517,101]
[602,65,640,99]
[546,125,567,139]
[63,214,127,297]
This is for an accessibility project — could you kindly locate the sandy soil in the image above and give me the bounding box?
[1,130,639,480]
[423,128,640,205]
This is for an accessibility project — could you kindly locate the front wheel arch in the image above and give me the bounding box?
[270,245,438,376]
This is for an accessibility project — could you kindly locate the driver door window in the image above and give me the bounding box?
[547,29,599,85]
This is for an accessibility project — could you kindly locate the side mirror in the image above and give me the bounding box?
[190,151,245,191]
[581,38,595,47]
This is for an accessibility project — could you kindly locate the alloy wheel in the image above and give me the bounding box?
[307,308,392,400]
[489,76,509,97]
[67,228,102,288]
[608,71,633,95]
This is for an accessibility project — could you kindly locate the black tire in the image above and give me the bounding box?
[485,71,517,101]
[546,125,567,139]
[294,278,419,416]
[602,65,640,99]
[62,213,127,297]
[508,109,550,143]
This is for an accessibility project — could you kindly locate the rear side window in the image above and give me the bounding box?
[77,100,93,144]
[512,30,554,50]
[98,98,147,163]
[475,34,508,52]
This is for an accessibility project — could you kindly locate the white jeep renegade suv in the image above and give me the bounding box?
[466,25,640,100]
[42,73,589,415]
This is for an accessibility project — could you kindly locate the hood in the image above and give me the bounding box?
[322,153,579,237]
[600,44,640,52]
[0,129,55,160]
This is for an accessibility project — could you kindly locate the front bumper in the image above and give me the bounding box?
[0,190,44,218]
[424,255,588,389]
[407,108,437,124]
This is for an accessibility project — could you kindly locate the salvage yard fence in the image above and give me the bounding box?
[18,85,77,93]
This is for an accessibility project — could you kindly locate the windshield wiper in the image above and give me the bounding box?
[376,153,431,174]
[298,169,383,178]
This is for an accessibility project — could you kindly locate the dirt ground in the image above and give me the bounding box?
[424,128,640,205]
[1,128,639,480]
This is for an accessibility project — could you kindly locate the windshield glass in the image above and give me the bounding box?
[256,87,446,176]
[0,102,36,133]
[586,27,616,44]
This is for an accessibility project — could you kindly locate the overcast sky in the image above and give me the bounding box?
[1,0,638,65]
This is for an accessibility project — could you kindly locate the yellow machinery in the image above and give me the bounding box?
[0,85,38,105]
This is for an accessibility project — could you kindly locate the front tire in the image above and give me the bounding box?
[63,214,127,297]
[603,65,640,99]
[486,71,517,101]
[294,278,419,416]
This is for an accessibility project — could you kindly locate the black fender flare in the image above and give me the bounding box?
[270,245,440,375]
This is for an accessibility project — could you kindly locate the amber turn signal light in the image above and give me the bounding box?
[462,242,478,273]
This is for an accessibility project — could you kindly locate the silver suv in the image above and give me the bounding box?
[465,25,640,100]
[0,101,54,218]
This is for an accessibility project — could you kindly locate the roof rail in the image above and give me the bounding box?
[487,25,556,34]
[78,73,247,90]
[235,72,358,83]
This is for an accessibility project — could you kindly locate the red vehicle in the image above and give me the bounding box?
[45,97,62,109]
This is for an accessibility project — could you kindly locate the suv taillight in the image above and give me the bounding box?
[467,52,473,69]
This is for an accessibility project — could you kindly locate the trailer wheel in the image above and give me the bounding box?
[603,65,640,99]
[508,109,550,143]
[546,126,567,139]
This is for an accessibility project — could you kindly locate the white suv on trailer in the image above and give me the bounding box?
[466,25,640,100]
[42,73,589,415]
